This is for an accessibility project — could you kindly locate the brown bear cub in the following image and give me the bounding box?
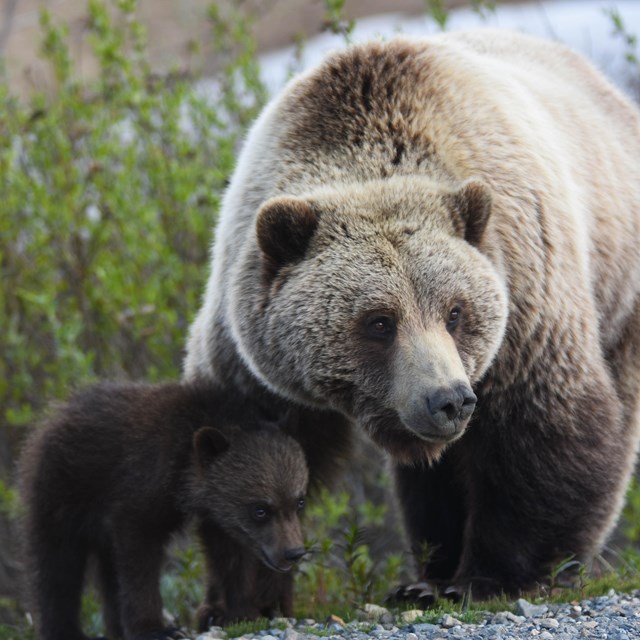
[17,381,309,640]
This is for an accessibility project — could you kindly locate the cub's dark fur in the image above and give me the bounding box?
[18,382,308,640]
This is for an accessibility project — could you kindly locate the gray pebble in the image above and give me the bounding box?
[490,611,526,625]
[411,622,440,633]
[538,618,560,629]
[515,598,549,618]
[440,614,461,628]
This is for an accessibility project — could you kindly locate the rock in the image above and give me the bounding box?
[324,615,346,633]
[399,610,424,625]
[282,629,298,640]
[411,622,440,634]
[538,618,559,629]
[440,614,461,628]
[299,619,316,627]
[490,611,526,625]
[515,598,549,618]
[361,604,394,624]
[197,628,226,640]
[271,618,293,629]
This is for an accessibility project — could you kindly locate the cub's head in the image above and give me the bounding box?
[231,175,508,463]
[192,425,308,572]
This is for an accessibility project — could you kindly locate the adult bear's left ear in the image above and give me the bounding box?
[449,179,492,246]
[256,196,320,278]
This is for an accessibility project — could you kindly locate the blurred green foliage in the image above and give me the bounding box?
[295,488,405,616]
[0,0,265,434]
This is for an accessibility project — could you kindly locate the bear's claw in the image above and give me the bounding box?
[386,581,437,608]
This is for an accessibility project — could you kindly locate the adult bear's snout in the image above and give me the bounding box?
[427,384,477,428]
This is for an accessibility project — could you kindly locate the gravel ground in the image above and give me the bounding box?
[196,591,640,640]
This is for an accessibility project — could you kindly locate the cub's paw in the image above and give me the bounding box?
[132,626,188,640]
[196,604,224,632]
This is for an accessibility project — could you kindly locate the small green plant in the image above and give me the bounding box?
[295,487,406,615]
[424,0,449,30]
[80,589,105,638]
[605,6,639,67]
[424,0,496,30]
[0,622,36,640]
[622,477,640,542]
[322,0,355,42]
[0,482,17,518]
[224,617,271,637]
[604,5,640,100]
[160,543,206,628]
[470,0,497,20]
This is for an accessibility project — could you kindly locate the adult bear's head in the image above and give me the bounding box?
[229,175,508,463]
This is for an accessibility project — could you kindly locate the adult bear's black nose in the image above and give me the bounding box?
[427,384,477,430]
[284,547,307,563]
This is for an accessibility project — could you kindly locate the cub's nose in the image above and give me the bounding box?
[427,384,477,429]
[284,547,307,563]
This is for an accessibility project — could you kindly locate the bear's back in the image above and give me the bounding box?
[185,31,640,385]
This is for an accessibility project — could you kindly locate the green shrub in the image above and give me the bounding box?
[294,487,405,617]
[0,0,265,432]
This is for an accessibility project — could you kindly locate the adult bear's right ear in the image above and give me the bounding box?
[256,196,320,278]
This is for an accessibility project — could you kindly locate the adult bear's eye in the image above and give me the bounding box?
[365,315,396,341]
[446,305,463,332]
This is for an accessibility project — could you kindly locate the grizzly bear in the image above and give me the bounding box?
[18,382,308,640]
[184,30,640,598]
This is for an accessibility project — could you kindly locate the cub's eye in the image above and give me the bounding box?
[296,498,305,512]
[446,305,463,332]
[252,505,271,522]
[365,315,396,341]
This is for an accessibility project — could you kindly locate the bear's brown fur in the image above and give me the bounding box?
[18,382,308,640]
[184,31,640,597]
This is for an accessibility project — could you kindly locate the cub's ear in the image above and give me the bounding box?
[449,179,492,246]
[193,427,230,468]
[256,196,319,277]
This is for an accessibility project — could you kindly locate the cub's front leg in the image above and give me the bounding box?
[111,525,183,640]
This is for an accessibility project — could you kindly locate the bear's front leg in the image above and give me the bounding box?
[254,563,295,619]
[394,450,466,584]
[449,377,629,600]
[111,526,182,640]
[197,519,264,628]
